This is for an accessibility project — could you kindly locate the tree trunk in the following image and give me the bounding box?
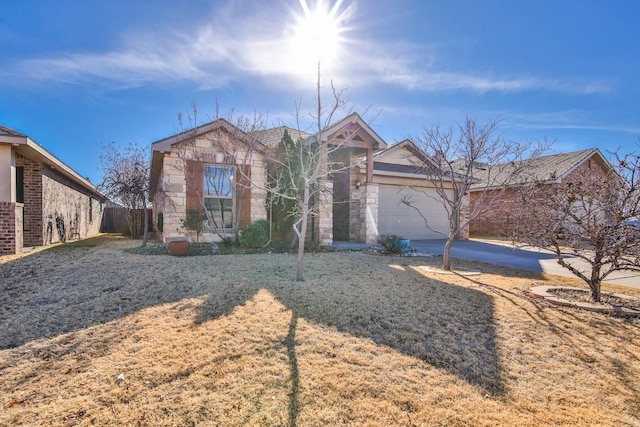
[590,252,603,302]
[296,182,310,282]
[443,235,454,271]
[589,280,602,303]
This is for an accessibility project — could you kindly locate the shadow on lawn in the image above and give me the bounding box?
[194,257,507,397]
[1,238,506,424]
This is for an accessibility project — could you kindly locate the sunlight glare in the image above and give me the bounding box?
[289,0,352,74]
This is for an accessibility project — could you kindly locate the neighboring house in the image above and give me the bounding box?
[0,125,105,255]
[469,148,614,237]
[149,112,465,245]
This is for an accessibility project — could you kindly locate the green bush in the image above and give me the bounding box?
[269,241,292,253]
[378,234,408,254]
[240,220,271,248]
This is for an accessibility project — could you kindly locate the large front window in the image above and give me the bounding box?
[203,165,234,229]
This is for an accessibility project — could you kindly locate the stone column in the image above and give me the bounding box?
[361,183,379,244]
[317,179,333,246]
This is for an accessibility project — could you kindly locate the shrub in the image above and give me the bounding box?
[269,241,292,253]
[240,220,271,248]
[378,234,408,254]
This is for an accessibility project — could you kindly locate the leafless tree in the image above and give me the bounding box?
[512,150,640,302]
[404,117,548,270]
[99,142,151,246]
[265,75,348,281]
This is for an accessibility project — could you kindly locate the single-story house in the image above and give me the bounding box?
[149,112,466,245]
[0,125,105,255]
[469,148,614,237]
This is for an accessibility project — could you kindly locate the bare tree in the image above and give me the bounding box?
[404,117,548,270]
[99,142,151,246]
[265,78,348,281]
[512,150,640,302]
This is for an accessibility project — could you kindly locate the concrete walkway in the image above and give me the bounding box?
[333,239,640,290]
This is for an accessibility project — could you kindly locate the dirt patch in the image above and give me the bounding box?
[1,235,640,426]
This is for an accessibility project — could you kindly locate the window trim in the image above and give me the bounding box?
[15,166,24,204]
[202,164,235,230]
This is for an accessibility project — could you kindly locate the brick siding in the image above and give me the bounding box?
[16,154,43,246]
[0,202,16,254]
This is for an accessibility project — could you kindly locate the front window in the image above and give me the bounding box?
[203,165,234,229]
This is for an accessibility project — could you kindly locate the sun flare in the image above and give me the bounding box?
[289,0,352,73]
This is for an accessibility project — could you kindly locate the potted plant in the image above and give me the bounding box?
[167,237,190,256]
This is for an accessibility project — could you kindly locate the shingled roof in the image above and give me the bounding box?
[254,126,313,147]
[469,148,612,189]
[0,125,103,197]
[0,125,27,138]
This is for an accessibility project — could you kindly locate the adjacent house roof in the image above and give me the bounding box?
[0,125,104,197]
[469,148,613,190]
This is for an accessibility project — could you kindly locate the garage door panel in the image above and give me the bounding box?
[378,185,450,239]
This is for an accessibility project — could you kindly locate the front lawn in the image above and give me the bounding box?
[1,235,639,426]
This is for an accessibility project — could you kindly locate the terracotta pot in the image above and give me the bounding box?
[168,239,190,256]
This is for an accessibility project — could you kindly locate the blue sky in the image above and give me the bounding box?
[1,0,639,184]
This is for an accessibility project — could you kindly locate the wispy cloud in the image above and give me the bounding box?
[1,2,613,97]
[345,40,613,95]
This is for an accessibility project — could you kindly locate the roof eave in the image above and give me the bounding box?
[2,137,104,198]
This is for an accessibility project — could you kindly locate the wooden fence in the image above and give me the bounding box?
[100,207,152,235]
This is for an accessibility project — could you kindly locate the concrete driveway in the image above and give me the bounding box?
[409,239,640,290]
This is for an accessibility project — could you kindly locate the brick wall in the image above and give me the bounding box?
[15,204,23,253]
[0,202,16,254]
[16,154,43,246]
[469,188,523,237]
[12,154,103,249]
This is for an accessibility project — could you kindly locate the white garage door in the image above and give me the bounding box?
[378,185,451,239]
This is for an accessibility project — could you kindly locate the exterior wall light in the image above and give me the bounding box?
[354,178,362,189]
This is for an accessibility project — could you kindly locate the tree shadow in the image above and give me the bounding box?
[194,258,506,397]
[284,313,300,427]
[1,239,505,427]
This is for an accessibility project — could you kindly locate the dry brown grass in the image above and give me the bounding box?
[1,235,639,426]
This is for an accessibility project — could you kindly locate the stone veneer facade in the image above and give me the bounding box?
[153,142,268,243]
[317,179,334,245]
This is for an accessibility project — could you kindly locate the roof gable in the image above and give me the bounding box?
[373,139,433,167]
[307,112,387,151]
[357,139,457,180]
[151,118,259,152]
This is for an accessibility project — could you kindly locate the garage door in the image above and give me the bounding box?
[378,185,451,239]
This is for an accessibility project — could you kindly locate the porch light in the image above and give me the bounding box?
[354,178,361,189]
